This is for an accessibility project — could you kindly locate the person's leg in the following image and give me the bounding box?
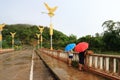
[68,58,72,66]
[67,58,69,65]
[79,63,83,70]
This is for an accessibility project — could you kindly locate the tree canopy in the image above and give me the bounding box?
[2,22,120,53]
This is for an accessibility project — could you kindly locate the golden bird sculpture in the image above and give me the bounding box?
[36,33,40,38]
[38,26,44,33]
[0,24,5,31]
[44,2,58,17]
[10,32,16,38]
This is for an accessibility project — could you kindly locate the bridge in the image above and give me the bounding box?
[0,48,120,80]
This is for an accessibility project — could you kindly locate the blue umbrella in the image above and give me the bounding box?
[65,43,76,52]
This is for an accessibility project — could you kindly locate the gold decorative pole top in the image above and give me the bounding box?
[36,33,40,38]
[44,2,58,17]
[36,33,40,49]
[0,24,5,31]
[10,32,16,38]
[38,26,44,34]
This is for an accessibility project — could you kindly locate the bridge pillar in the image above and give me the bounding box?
[113,58,116,73]
[99,57,103,70]
[105,57,109,72]
[118,59,120,76]
[94,56,98,68]
[89,56,93,67]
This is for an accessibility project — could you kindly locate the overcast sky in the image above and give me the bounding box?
[1,0,120,38]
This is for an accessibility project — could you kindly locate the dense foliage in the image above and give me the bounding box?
[2,21,120,53]
[102,20,120,51]
[2,24,76,50]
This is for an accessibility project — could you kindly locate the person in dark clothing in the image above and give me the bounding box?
[78,50,86,71]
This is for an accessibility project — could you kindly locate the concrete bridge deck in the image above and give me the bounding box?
[0,48,117,80]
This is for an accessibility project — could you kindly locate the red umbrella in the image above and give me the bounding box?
[74,42,89,53]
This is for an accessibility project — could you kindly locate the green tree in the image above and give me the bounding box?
[2,24,71,50]
[68,34,77,43]
[102,20,120,51]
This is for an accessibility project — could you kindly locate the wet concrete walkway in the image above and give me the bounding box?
[33,52,56,80]
[37,51,107,80]
[0,50,32,80]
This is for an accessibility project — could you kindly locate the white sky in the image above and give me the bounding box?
[0,0,120,38]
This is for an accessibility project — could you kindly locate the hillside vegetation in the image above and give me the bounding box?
[2,21,120,54]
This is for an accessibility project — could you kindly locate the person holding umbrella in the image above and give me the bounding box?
[78,50,87,71]
[74,42,89,71]
[78,50,94,70]
[65,43,76,66]
[67,50,74,66]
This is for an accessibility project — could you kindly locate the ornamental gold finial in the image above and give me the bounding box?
[38,26,44,33]
[0,24,5,31]
[10,32,16,38]
[36,33,40,38]
[44,2,58,17]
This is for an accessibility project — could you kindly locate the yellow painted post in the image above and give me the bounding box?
[44,3,58,50]
[38,26,44,48]
[0,24,5,50]
[36,33,40,49]
[50,23,53,50]
[50,24,53,36]
[10,32,16,49]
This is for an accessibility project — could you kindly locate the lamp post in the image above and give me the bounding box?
[10,32,16,49]
[49,23,53,50]
[36,33,40,49]
[0,24,5,50]
[44,2,57,50]
[37,26,44,48]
